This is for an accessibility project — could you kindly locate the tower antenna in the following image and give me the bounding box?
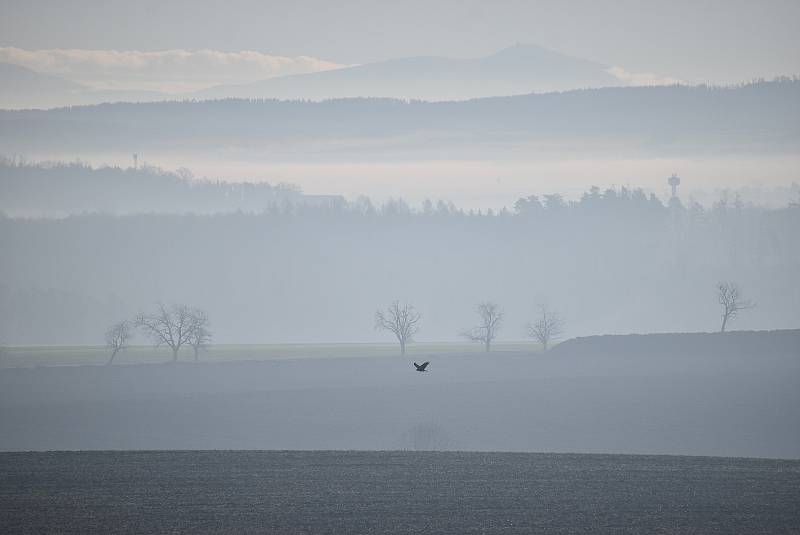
[667,173,681,199]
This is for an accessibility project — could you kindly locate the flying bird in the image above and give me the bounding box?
[413,361,430,372]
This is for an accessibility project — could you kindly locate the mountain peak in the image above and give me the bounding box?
[488,43,559,58]
[485,43,608,68]
[194,44,620,102]
[0,62,84,92]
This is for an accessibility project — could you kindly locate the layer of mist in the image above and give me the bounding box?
[1,185,797,345]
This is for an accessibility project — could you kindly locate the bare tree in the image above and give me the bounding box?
[104,320,132,365]
[717,282,755,332]
[135,303,196,362]
[187,309,212,361]
[526,305,565,352]
[375,301,421,355]
[462,301,503,352]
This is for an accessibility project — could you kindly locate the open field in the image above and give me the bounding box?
[2,331,798,457]
[1,450,799,534]
[0,342,538,369]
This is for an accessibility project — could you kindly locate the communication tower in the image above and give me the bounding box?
[667,173,681,199]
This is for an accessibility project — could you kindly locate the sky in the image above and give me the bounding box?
[1,0,798,86]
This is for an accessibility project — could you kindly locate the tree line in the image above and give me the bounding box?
[3,78,797,156]
[0,158,302,216]
[110,281,754,362]
[373,281,754,355]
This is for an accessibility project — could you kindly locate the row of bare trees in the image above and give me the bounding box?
[375,282,755,355]
[105,303,211,364]
[375,300,564,355]
[102,283,752,363]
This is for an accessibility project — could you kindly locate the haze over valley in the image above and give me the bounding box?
[1,2,799,532]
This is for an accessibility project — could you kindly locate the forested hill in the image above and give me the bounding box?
[1,193,798,344]
[1,79,797,154]
[0,160,310,216]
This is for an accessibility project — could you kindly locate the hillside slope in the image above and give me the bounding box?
[195,44,622,101]
[1,79,797,155]
[0,62,85,109]
[551,329,800,358]
[0,62,169,109]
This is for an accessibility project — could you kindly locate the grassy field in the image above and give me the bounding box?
[0,341,539,368]
[3,331,797,456]
[1,451,798,534]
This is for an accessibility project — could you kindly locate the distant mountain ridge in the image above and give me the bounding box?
[0,62,168,109]
[0,62,86,108]
[1,45,644,109]
[1,79,797,156]
[194,44,623,101]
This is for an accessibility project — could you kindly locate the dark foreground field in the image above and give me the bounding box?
[1,451,799,534]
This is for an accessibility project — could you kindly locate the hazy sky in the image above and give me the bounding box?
[1,0,798,84]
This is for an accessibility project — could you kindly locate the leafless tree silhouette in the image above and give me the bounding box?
[375,301,421,355]
[136,303,197,362]
[187,309,212,361]
[462,301,503,352]
[527,305,565,352]
[104,320,132,365]
[717,282,755,332]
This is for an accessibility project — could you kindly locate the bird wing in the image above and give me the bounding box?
[420,361,430,370]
